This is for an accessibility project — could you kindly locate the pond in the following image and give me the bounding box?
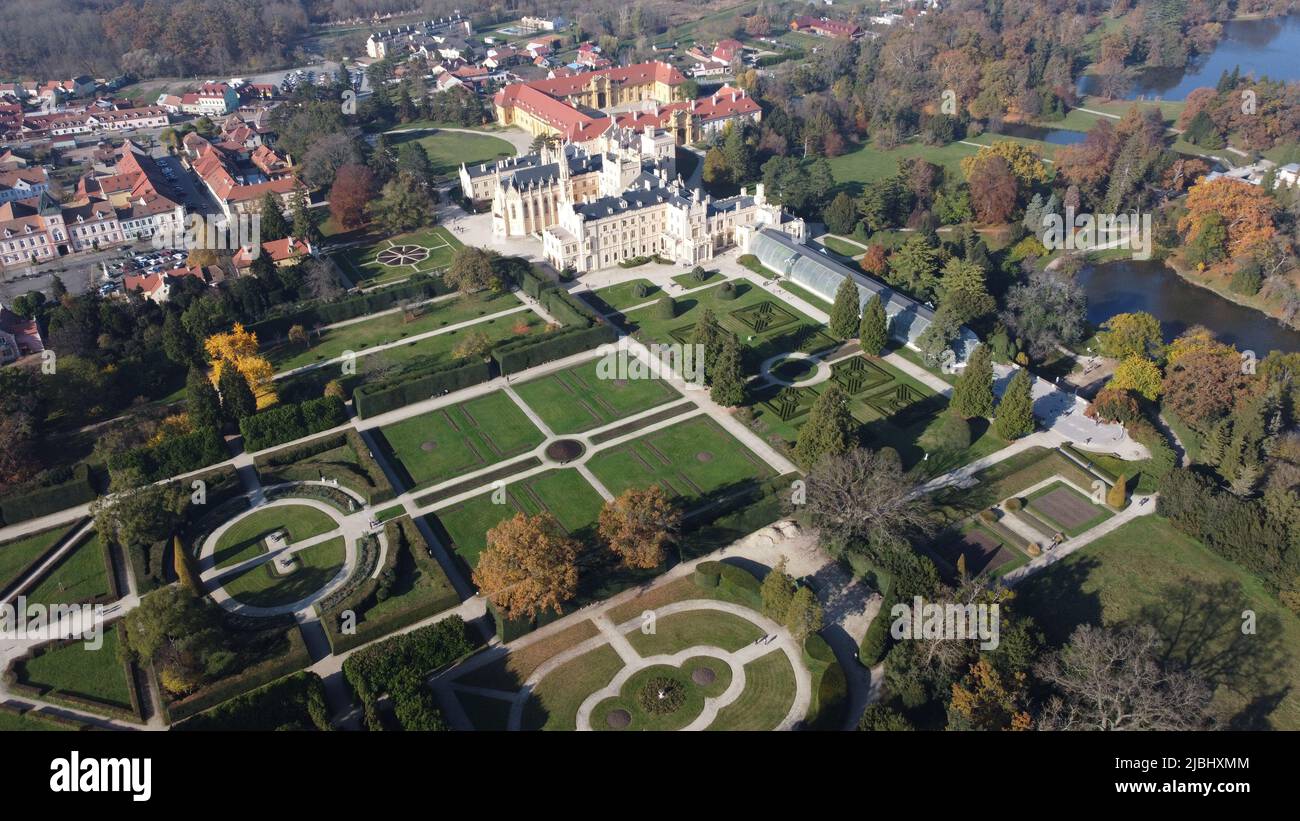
[1079,14,1300,100]
[985,122,1087,145]
[1077,259,1300,356]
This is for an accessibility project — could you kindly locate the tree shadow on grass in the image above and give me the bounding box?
[1005,554,1104,645]
[1133,578,1291,729]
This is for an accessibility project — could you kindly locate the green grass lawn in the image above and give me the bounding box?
[817,235,867,257]
[777,279,834,313]
[511,358,682,434]
[0,524,76,594]
[828,138,982,189]
[585,415,776,509]
[435,469,605,569]
[223,535,346,608]
[20,628,133,709]
[0,709,77,731]
[522,644,625,731]
[622,280,836,366]
[266,290,521,373]
[708,649,797,730]
[379,391,545,490]
[625,610,765,656]
[388,129,516,179]
[23,533,110,606]
[213,505,340,569]
[590,657,732,731]
[1015,516,1300,731]
[671,269,726,289]
[585,279,661,312]
[334,224,464,287]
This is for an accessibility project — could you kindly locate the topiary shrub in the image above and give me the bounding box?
[804,634,836,665]
[1027,543,1042,557]
[693,561,723,588]
[979,509,997,524]
[637,676,685,714]
[717,562,762,606]
[717,280,737,300]
[632,281,650,298]
[652,296,676,320]
[859,602,892,666]
[1004,497,1022,512]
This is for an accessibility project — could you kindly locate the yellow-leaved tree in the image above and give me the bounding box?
[205,323,277,410]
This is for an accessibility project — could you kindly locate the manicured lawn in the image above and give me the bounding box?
[828,138,982,189]
[512,358,682,434]
[378,391,545,490]
[521,644,625,731]
[626,610,765,656]
[671,269,726,289]
[266,290,522,373]
[223,535,346,608]
[20,628,133,709]
[590,656,731,731]
[778,279,834,313]
[334,225,464,286]
[586,279,661,312]
[585,415,777,508]
[708,648,797,730]
[1015,516,1300,731]
[213,505,340,569]
[388,129,516,180]
[0,710,76,731]
[817,235,867,257]
[454,619,600,690]
[435,469,605,568]
[23,533,110,606]
[622,280,836,365]
[0,524,76,593]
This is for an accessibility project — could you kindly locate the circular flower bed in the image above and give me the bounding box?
[544,439,585,463]
[637,676,685,715]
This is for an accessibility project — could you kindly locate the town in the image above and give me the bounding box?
[0,0,1297,759]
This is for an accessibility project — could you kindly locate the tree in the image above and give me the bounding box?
[709,332,746,407]
[1107,474,1128,508]
[302,258,344,302]
[452,330,493,361]
[258,193,289,241]
[691,308,725,379]
[445,247,502,294]
[1163,341,1249,426]
[822,191,858,236]
[760,558,796,622]
[859,294,888,356]
[948,658,1032,731]
[994,368,1035,440]
[950,343,994,419]
[794,385,856,467]
[1000,269,1087,359]
[785,586,824,641]
[1035,625,1211,730]
[290,191,322,246]
[887,234,942,297]
[92,481,188,557]
[172,535,200,593]
[374,173,436,234]
[472,513,579,620]
[205,324,275,410]
[828,278,860,340]
[1110,356,1163,401]
[1179,177,1277,259]
[598,486,681,570]
[965,154,1019,224]
[218,365,256,424]
[328,164,376,230]
[1098,312,1163,360]
[288,324,309,347]
[802,446,932,546]
[185,367,222,431]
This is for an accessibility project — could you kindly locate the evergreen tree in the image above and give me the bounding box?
[785,585,824,641]
[828,278,860,340]
[218,365,257,425]
[1201,417,1231,467]
[950,343,994,419]
[692,308,725,381]
[1220,393,1268,495]
[760,558,796,622]
[709,332,746,407]
[794,385,856,467]
[290,192,321,246]
[258,193,289,241]
[1107,474,1128,508]
[186,367,223,431]
[994,368,1035,440]
[859,294,888,356]
[172,535,200,593]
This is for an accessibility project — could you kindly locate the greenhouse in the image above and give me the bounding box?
[748,228,979,361]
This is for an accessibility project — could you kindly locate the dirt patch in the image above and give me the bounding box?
[606,708,631,728]
[421,441,437,452]
[696,451,714,463]
[691,666,716,685]
[545,439,585,463]
[1030,486,1102,532]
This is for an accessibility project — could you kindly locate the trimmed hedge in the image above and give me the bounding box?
[246,275,452,342]
[240,395,347,453]
[177,671,330,730]
[0,464,97,526]
[318,517,461,654]
[491,323,617,375]
[255,430,395,504]
[353,358,494,418]
[342,615,475,729]
[0,518,87,598]
[108,426,227,484]
[163,624,313,723]
[717,562,762,608]
[693,561,723,588]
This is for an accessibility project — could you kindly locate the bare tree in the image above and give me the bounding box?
[801,446,934,546]
[1035,625,1212,731]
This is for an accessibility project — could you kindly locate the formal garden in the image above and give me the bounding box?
[333,224,463,287]
[442,560,844,732]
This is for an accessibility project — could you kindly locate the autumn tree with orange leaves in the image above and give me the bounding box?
[949,658,1033,731]
[1178,177,1277,259]
[204,323,277,410]
[597,486,682,570]
[472,512,579,620]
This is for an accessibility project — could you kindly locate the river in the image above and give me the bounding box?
[1079,14,1300,100]
[1077,259,1300,355]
